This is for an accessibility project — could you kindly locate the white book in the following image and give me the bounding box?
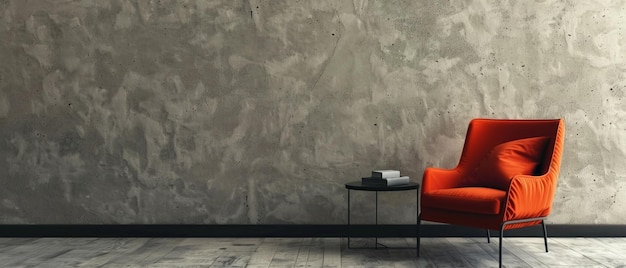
[372,170,401,178]
[384,176,410,186]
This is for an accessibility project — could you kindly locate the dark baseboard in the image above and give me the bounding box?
[1,224,625,237]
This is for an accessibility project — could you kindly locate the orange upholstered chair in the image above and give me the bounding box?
[418,118,564,268]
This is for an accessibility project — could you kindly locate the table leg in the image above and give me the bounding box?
[375,191,378,249]
[348,189,351,249]
[416,187,420,256]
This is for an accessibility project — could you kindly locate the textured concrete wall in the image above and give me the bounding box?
[0,0,625,224]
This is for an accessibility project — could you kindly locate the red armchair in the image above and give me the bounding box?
[418,118,565,267]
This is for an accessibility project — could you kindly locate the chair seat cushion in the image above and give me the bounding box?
[422,187,507,215]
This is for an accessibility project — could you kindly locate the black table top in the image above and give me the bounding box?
[345,181,419,191]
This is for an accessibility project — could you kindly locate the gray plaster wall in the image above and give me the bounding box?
[0,0,624,225]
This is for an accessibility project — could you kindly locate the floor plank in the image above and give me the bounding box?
[0,237,624,267]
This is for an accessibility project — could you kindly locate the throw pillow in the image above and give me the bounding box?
[465,136,550,190]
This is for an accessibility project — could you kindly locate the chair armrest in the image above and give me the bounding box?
[422,167,464,193]
[503,173,558,221]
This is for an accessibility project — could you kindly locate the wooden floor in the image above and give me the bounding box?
[0,237,625,267]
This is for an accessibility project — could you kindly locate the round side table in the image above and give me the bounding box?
[345,181,420,249]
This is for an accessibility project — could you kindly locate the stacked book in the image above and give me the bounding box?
[361,170,410,186]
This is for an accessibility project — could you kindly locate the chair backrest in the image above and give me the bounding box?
[456,119,564,177]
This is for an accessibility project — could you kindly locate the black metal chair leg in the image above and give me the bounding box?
[486,229,491,243]
[496,217,548,268]
[542,220,548,252]
[499,225,505,268]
